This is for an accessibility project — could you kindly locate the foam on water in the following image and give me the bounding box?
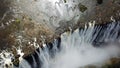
[14,0,95,29]
[40,21,120,68]
[0,21,120,68]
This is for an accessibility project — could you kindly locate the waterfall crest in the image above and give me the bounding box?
[0,21,120,68]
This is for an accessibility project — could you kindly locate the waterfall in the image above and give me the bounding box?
[13,0,96,30]
[1,21,120,68]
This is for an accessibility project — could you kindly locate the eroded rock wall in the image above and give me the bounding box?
[0,0,120,56]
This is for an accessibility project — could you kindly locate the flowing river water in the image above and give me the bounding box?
[0,0,120,68]
[0,21,120,68]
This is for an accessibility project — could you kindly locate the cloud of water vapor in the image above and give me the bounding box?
[0,22,120,68]
[39,22,120,68]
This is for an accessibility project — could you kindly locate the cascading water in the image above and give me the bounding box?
[0,0,120,68]
[14,0,96,30]
[0,21,120,68]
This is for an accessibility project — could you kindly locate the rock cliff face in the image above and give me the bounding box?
[0,0,120,56]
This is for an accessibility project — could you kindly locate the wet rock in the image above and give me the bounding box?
[0,0,120,57]
[101,58,120,68]
[80,58,120,68]
[97,0,103,5]
[78,3,87,13]
[64,0,67,3]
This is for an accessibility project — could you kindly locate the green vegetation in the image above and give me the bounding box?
[78,3,87,13]
[64,0,67,3]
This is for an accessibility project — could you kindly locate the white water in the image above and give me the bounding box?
[14,0,96,29]
[39,22,120,68]
[0,0,120,68]
[0,23,120,68]
[0,21,120,68]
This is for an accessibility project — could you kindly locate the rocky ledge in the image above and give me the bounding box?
[0,0,120,58]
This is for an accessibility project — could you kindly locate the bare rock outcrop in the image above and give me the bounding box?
[0,0,120,56]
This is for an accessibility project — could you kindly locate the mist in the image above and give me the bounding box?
[0,0,120,67]
[35,22,120,68]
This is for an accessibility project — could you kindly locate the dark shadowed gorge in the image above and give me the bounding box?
[0,0,120,68]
